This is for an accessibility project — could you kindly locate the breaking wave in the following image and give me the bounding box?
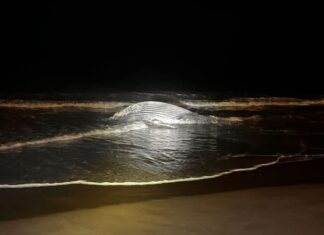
[0,122,148,151]
[0,100,130,110]
[2,97,324,111]
[181,97,324,110]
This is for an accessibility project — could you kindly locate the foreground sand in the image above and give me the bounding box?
[1,159,324,234]
[1,184,324,235]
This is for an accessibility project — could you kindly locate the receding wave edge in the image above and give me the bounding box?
[1,155,322,189]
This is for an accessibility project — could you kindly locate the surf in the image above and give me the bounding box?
[0,101,216,151]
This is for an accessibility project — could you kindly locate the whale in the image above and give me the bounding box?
[109,101,213,125]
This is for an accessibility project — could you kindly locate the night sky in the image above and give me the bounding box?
[2,3,320,93]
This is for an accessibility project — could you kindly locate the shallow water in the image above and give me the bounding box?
[0,92,324,187]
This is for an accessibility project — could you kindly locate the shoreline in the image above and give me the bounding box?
[0,155,285,188]
[1,158,324,222]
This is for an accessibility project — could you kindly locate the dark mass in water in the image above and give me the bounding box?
[110,101,213,125]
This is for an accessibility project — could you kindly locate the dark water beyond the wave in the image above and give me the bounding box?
[0,92,324,187]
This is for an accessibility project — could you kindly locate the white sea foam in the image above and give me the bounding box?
[0,100,130,110]
[0,122,148,151]
[181,98,324,110]
[1,154,322,188]
[210,115,261,123]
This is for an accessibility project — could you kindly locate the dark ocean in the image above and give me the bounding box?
[1,92,324,187]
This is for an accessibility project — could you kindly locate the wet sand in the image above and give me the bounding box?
[1,158,324,234]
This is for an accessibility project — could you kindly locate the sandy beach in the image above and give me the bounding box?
[1,158,324,235]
